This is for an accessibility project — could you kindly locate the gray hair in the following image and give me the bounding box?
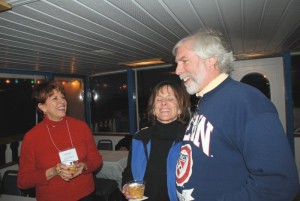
[173,30,234,74]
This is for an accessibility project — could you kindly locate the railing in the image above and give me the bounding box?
[0,134,23,168]
[93,132,129,137]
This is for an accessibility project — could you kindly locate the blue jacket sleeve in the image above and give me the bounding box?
[131,139,150,181]
[167,142,182,201]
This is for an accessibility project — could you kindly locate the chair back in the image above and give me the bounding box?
[1,170,23,196]
[97,139,113,150]
[94,177,120,201]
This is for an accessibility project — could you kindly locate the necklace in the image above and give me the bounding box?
[46,119,74,152]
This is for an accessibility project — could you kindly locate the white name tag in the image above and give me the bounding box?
[59,148,78,163]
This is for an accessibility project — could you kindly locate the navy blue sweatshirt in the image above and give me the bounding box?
[176,77,299,201]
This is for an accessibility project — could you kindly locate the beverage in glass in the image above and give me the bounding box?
[128,180,145,199]
[63,161,77,174]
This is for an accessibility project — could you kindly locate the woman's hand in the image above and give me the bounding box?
[72,162,87,178]
[55,163,74,181]
[46,163,72,181]
[47,162,87,181]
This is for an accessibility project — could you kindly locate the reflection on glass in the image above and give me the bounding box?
[89,73,129,133]
[54,77,85,121]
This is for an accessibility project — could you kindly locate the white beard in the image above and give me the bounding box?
[184,77,201,95]
[185,83,198,95]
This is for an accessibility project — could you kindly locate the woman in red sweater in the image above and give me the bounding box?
[18,80,102,201]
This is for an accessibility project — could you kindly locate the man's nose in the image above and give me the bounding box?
[175,63,183,75]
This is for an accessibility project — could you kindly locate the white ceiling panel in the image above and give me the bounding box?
[0,0,299,75]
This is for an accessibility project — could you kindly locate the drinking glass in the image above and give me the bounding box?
[63,161,77,174]
[127,180,145,199]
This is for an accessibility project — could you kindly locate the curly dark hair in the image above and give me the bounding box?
[32,80,66,114]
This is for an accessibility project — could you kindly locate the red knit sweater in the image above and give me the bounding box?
[18,116,102,201]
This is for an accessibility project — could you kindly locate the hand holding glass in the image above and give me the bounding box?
[127,180,145,199]
[63,161,77,174]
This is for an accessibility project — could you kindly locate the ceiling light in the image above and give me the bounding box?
[119,58,166,67]
[235,51,280,59]
[0,0,12,12]
[93,49,115,55]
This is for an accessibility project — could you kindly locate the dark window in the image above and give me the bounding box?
[89,67,197,132]
[292,55,300,133]
[240,73,271,99]
[90,73,129,132]
[0,78,38,138]
[292,55,300,108]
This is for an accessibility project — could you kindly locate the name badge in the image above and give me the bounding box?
[59,148,78,163]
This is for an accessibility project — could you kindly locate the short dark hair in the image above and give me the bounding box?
[32,80,66,113]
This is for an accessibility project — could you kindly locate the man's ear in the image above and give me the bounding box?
[206,57,217,68]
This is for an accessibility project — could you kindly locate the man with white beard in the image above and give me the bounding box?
[173,29,299,201]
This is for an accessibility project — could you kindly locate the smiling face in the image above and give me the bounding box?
[175,40,218,95]
[38,89,67,121]
[153,85,181,124]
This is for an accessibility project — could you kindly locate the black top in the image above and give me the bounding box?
[122,120,186,201]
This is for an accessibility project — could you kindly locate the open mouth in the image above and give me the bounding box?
[160,109,170,112]
[181,76,191,84]
[57,106,66,111]
[180,74,191,83]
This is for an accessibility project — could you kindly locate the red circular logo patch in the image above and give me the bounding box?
[176,144,193,186]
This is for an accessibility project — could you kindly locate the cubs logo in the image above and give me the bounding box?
[176,144,193,186]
